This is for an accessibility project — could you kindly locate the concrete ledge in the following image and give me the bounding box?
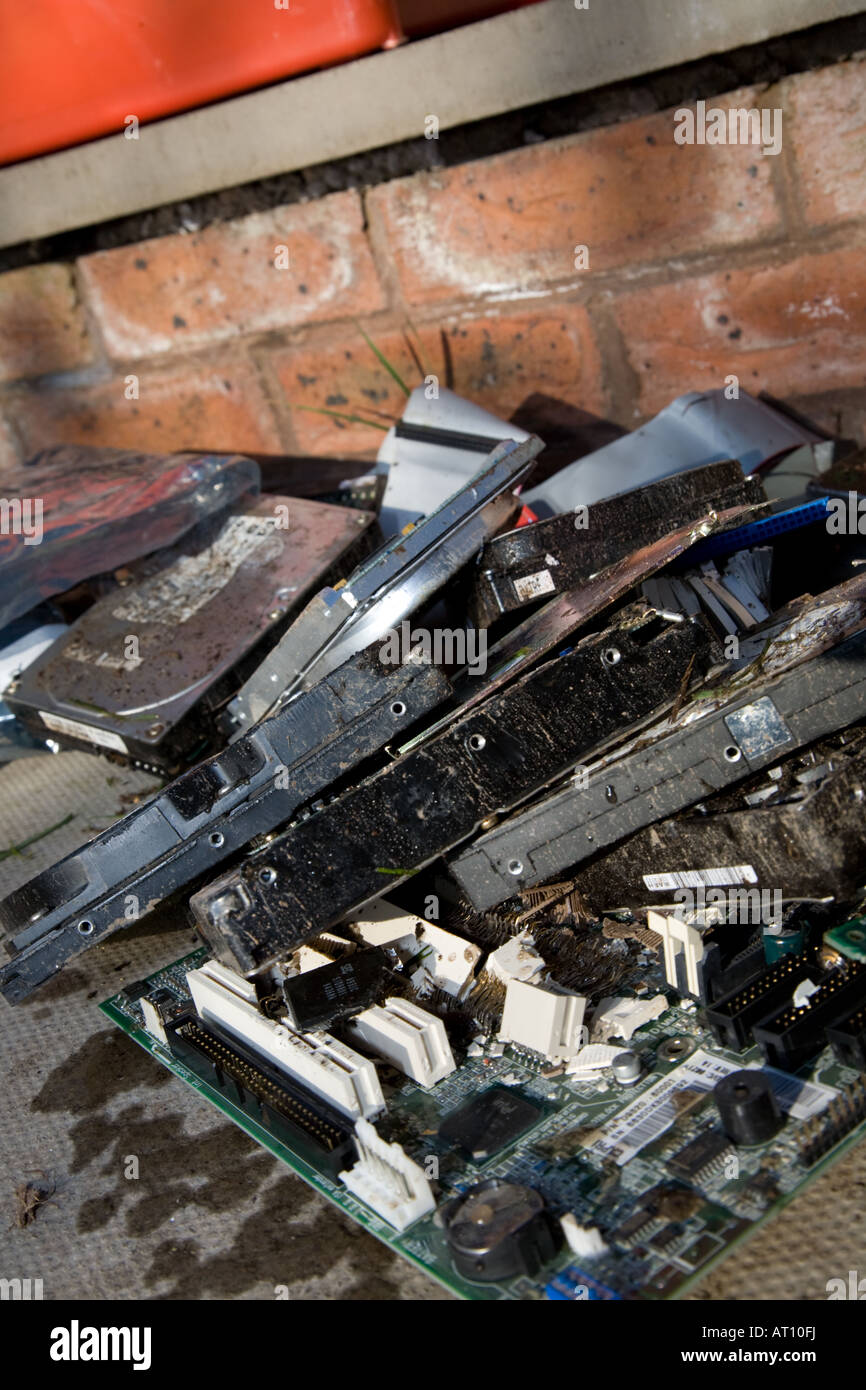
[0,0,863,249]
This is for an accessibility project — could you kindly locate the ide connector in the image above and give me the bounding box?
[703,945,823,1051]
[752,959,866,1072]
[167,1015,356,1177]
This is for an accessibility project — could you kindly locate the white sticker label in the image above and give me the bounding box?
[643,865,758,891]
[514,569,555,601]
[592,1049,735,1165]
[591,1048,836,1165]
[112,514,282,625]
[40,711,127,753]
[750,1064,837,1122]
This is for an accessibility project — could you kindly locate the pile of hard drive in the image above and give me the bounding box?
[3,383,866,1299]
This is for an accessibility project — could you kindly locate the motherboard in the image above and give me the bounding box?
[101,900,866,1302]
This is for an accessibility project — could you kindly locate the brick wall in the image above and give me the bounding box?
[0,56,864,477]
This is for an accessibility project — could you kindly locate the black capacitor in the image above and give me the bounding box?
[443,1179,559,1283]
[714,1069,784,1146]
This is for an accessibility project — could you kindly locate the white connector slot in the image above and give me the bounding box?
[186,960,384,1120]
[348,998,456,1087]
[648,910,706,997]
[339,1118,435,1231]
[498,978,586,1061]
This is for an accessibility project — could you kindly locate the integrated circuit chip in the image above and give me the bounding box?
[667,1128,733,1182]
[438,1086,542,1161]
[283,949,387,1031]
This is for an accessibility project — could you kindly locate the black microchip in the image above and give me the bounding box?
[438,1086,542,1162]
[667,1129,732,1180]
[283,949,387,1031]
[121,979,151,1002]
[648,1222,683,1254]
[147,987,177,1010]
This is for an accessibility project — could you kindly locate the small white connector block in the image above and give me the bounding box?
[498,978,586,1061]
[648,910,706,997]
[486,930,546,985]
[590,993,669,1044]
[339,1118,435,1231]
[565,1043,623,1076]
[186,960,384,1121]
[561,1214,608,1259]
[348,997,456,1087]
[348,900,420,951]
[410,921,481,998]
[140,997,168,1045]
[294,941,343,973]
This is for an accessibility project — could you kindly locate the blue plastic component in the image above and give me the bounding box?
[545,1266,621,1300]
[673,497,831,569]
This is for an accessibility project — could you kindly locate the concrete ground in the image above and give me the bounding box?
[1,750,863,1301]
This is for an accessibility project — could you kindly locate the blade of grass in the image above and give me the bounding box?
[355,322,411,397]
[402,316,432,378]
[288,403,390,432]
[0,812,75,862]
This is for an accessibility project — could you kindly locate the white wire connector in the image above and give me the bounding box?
[340,1119,435,1231]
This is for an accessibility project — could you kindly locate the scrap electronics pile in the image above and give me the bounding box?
[3,385,866,1301]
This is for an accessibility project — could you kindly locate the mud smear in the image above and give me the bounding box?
[74,1107,273,1235]
[144,1173,407,1300]
[30,1028,170,1121]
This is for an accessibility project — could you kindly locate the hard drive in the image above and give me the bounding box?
[448,576,866,912]
[470,459,767,625]
[6,493,378,771]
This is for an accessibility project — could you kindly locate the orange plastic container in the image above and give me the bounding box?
[0,0,403,166]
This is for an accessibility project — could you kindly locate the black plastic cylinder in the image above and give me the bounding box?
[714,1069,784,1146]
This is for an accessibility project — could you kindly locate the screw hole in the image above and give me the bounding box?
[390,701,407,718]
[259,867,277,885]
[602,647,621,667]
[724,745,742,762]
[467,733,486,752]
[209,832,225,848]
[77,920,94,936]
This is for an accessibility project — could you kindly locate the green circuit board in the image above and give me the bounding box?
[101,945,866,1301]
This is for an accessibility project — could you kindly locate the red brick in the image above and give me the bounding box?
[9,356,283,457]
[0,264,95,384]
[787,59,866,227]
[79,193,386,361]
[611,246,866,417]
[265,307,603,455]
[367,89,781,305]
